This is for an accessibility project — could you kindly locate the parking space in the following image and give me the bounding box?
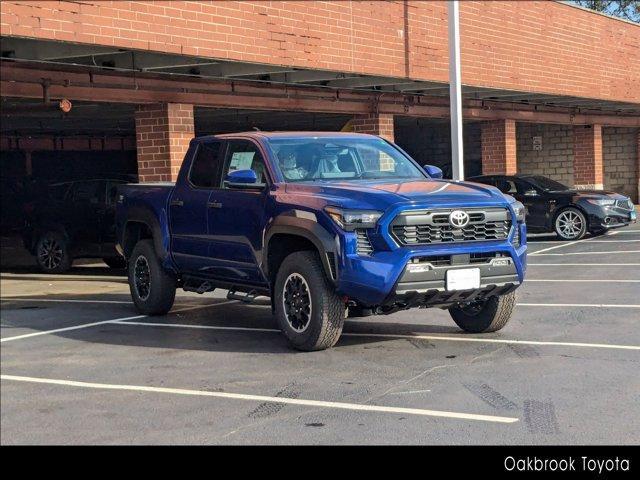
[1,224,639,445]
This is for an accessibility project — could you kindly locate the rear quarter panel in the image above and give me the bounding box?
[115,183,176,270]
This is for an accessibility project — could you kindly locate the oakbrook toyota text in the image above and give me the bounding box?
[504,456,631,474]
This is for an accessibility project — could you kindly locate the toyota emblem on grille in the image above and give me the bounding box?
[448,210,470,228]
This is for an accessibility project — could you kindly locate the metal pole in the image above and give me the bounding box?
[448,0,464,181]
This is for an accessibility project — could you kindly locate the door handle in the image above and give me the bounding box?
[170,199,184,207]
[207,201,223,209]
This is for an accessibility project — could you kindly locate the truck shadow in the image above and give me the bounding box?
[1,291,463,354]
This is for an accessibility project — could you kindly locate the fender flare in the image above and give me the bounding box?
[264,214,338,284]
[121,205,170,262]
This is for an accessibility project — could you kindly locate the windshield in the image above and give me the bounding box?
[526,176,570,191]
[266,137,426,182]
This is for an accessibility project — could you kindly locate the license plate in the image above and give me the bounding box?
[446,268,480,291]
[631,211,637,221]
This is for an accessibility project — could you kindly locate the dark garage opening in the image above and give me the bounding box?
[394,117,483,179]
[1,99,138,269]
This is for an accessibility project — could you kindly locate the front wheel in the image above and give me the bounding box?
[128,239,176,315]
[449,291,516,333]
[554,207,587,240]
[274,251,345,351]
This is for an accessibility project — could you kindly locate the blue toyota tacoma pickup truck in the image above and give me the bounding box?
[116,132,527,350]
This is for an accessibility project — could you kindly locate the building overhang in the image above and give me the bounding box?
[1,37,639,127]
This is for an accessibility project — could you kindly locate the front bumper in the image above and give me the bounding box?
[336,222,527,307]
[583,202,637,231]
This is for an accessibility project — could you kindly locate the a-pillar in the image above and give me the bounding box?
[480,119,517,175]
[134,103,194,182]
[572,124,604,190]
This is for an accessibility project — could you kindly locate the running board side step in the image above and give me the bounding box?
[227,289,258,303]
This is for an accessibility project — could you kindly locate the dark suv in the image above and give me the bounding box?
[23,178,130,273]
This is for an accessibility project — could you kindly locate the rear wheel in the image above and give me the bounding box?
[449,291,516,333]
[128,239,176,315]
[35,231,72,273]
[274,251,345,351]
[554,207,587,240]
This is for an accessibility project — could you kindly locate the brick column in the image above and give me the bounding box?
[351,113,394,142]
[481,119,517,175]
[573,124,603,190]
[135,103,194,182]
[636,129,640,203]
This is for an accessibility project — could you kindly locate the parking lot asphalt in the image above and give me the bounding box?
[1,224,639,445]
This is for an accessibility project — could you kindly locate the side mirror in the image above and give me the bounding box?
[524,189,538,197]
[224,169,264,189]
[423,164,443,179]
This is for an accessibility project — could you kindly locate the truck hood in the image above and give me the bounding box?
[282,179,508,211]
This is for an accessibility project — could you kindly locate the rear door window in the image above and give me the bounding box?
[189,141,223,188]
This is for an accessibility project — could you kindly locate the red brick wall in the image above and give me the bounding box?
[1,1,638,103]
[573,124,604,189]
[352,113,394,141]
[135,103,193,182]
[481,119,517,175]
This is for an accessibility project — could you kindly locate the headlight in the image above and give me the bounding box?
[586,199,615,206]
[325,206,382,230]
[512,201,526,222]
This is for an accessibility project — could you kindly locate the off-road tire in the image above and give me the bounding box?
[35,231,72,273]
[128,239,176,315]
[103,256,127,269]
[274,250,345,351]
[554,207,587,240]
[449,291,516,333]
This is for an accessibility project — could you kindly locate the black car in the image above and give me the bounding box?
[23,178,131,273]
[469,174,636,240]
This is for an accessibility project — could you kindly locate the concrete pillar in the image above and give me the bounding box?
[480,119,517,175]
[134,103,194,182]
[351,113,395,142]
[573,124,603,190]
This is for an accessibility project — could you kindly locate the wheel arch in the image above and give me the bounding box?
[121,206,168,262]
[264,216,338,287]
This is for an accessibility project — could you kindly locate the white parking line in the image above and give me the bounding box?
[114,320,640,351]
[533,251,640,256]
[0,374,519,424]
[526,279,640,283]
[517,303,640,309]
[1,298,132,304]
[528,263,640,266]
[529,237,591,255]
[0,301,235,343]
[0,274,124,281]
[0,314,146,343]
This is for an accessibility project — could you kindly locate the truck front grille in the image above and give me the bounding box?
[391,208,511,246]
